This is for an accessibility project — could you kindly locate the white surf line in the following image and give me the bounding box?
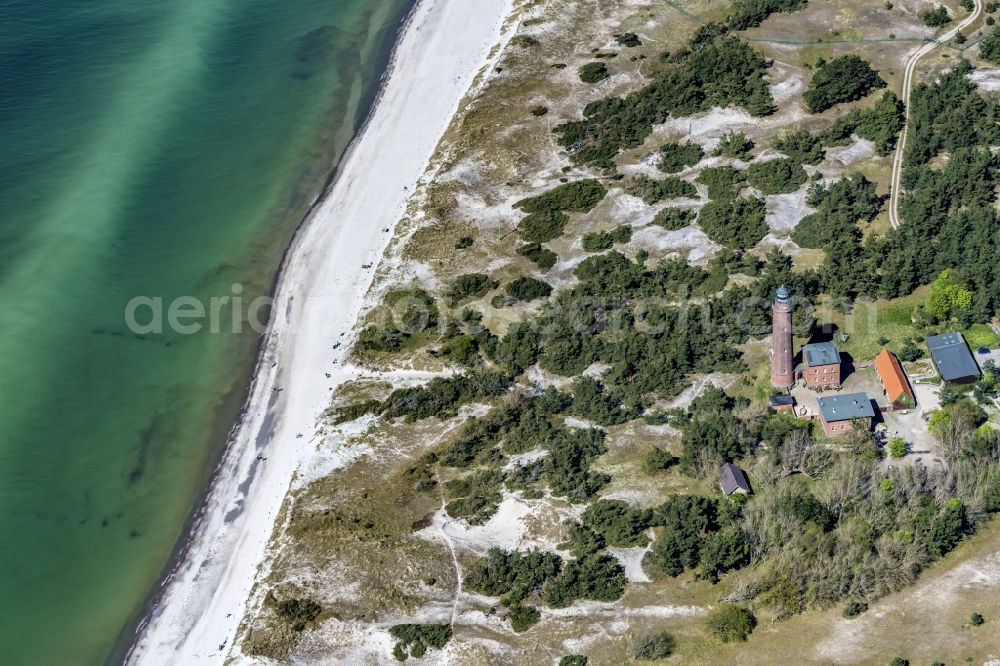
[889,0,982,229]
[125,0,518,663]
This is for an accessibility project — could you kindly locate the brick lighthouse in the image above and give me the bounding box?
[770,285,794,389]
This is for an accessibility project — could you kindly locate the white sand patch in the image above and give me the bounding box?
[971,68,1000,91]
[666,373,736,410]
[542,601,703,619]
[825,137,876,169]
[503,448,548,469]
[292,437,373,489]
[420,494,535,554]
[758,234,800,253]
[766,186,813,235]
[563,416,599,430]
[608,544,651,583]
[126,1,520,663]
[769,63,806,105]
[633,224,718,265]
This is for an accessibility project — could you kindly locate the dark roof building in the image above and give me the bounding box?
[927,332,981,384]
[799,341,842,390]
[817,392,876,422]
[817,392,875,436]
[802,341,840,368]
[768,394,795,411]
[720,462,751,496]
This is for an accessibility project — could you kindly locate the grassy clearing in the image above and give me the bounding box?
[964,322,1000,349]
[818,288,925,360]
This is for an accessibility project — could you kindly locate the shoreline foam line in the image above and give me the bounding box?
[124,0,516,662]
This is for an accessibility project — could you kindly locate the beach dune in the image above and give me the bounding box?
[125,0,516,662]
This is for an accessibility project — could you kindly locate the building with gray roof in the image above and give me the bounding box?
[926,332,981,384]
[720,462,751,496]
[817,392,875,436]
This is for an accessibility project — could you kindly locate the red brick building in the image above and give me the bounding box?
[799,341,841,390]
[817,392,874,436]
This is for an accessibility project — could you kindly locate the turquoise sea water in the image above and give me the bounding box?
[0,0,413,663]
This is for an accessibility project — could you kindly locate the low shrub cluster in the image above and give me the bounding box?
[804,55,886,113]
[555,29,775,168]
[581,225,632,251]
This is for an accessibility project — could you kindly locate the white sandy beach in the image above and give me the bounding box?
[126,0,516,662]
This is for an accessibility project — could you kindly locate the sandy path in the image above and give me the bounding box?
[889,0,982,228]
[125,0,516,662]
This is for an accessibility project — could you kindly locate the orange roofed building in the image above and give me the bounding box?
[875,348,915,411]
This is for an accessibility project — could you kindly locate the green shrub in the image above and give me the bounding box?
[888,436,907,458]
[275,597,322,631]
[389,624,453,661]
[505,276,553,301]
[508,603,542,631]
[715,131,754,158]
[746,158,808,194]
[571,375,640,426]
[438,334,479,367]
[624,174,697,203]
[774,129,825,164]
[888,659,909,666]
[444,469,506,524]
[447,273,498,302]
[541,554,627,606]
[728,0,808,30]
[517,210,570,243]
[698,196,768,249]
[330,398,383,424]
[511,35,540,48]
[357,325,407,353]
[652,207,697,230]
[659,141,705,173]
[515,179,608,214]
[559,656,588,666]
[581,499,652,547]
[615,31,642,47]
[579,61,610,83]
[555,33,774,168]
[643,446,678,474]
[777,493,835,530]
[582,225,632,251]
[455,235,474,249]
[465,547,562,603]
[697,165,746,199]
[843,600,869,617]
[804,55,886,113]
[705,604,757,642]
[558,522,606,557]
[819,91,904,155]
[980,27,1000,64]
[382,372,513,421]
[919,5,951,26]
[648,495,720,576]
[545,427,611,502]
[631,631,676,660]
[517,242,558,269]
[531,105,549,117]
[972,611,986,625]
